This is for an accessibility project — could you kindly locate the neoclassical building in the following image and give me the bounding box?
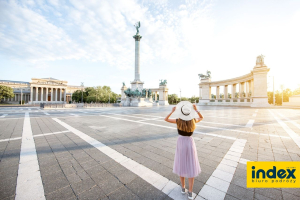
[0,78,83,104]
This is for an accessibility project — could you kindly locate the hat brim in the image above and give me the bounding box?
[172,101,197,121]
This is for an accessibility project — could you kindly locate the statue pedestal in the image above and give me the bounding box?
[159,100,169,106]
[197,99,210,105]
[125,98,153,107]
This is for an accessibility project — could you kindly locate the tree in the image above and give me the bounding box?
[189,96,199,103]
[72,90,87,102]
[168,94,179,104]
[0,85,14,101]
[211,94,216,99]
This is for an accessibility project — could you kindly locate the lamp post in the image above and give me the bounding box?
[180,88,181,102]
[81,82,84,103]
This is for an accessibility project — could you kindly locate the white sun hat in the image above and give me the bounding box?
[173,101,198,121]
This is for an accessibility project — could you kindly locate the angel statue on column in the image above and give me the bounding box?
[134,21,141,35]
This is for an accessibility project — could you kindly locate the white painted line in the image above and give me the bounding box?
[52,118,196,199]
[275,111,300,131]
[239,158,250,165]
[198,139,246,200]
[15,112,45,200]
[268,110,300,148]
[245,120,254,128]
[100,115,237,140]
[0,114,7,118]
[0,131,70,143]
[69,113,79,116]
[43,112,50,115]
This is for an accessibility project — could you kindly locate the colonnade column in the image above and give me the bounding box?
[224,85,228,99]
[41,87,43,102]
[64,88,66,103]
[35,87,38,101]
[216,86,220,100]
[251,79,254,97]
[46,88,48,102]
[155,91,157,101]
[50,88,53,101]
[245,81,249,98]
[60,88,62,101]
[30,87,33,103]
[55,88,58,102]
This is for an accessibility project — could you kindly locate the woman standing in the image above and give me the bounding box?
[164,101,204,199]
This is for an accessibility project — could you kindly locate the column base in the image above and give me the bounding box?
[251,97,270,107]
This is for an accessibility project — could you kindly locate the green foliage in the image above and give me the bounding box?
[235,92,239,98]
[211,94,216,99]
[72,86,120,103]
[268,88,295,105]
[168,94,179,104]
[19,100,25,105]
[189,96,199,103]
[0,85,14,100]
[228,93,232,98]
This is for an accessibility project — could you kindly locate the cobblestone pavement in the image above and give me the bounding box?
[0,106,300,200]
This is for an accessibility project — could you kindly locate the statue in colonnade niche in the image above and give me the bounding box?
[147,89,152,98]
[198,70,211,79]
[141,89,146,97]
[256,54,265,65]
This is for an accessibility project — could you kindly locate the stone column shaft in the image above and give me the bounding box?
[46,88,48,102]
[64,88,66,103]
[216,86,220,99]
[224,85,228,99]
[41,87,43,101]
[35,87,38,101]
[60,88,62,101]
[55,88,58,102]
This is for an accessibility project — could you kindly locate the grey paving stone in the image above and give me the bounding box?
[255,188,283,200]
[92,171,124,195]
[77,185,107,200]
[43,175,70,195]
[254,192,274,200]
[282,191,300,200]
[227,184,254,200]
[224,194,240,200]
[45,186,76,200]
[108,186,140,200]
[71,177,97,195]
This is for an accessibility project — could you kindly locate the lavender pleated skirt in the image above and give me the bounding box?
[173,135,201,178]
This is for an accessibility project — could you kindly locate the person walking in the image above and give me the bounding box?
[164,101,203,199]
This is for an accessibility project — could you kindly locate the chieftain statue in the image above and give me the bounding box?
[198,70,211,79]
[256,54,265,65]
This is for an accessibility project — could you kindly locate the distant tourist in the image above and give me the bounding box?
[164,101,203,199]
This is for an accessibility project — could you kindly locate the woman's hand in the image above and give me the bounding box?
[172,106,176,113]
[193,104,198,111]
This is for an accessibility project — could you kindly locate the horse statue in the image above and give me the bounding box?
[124,88,132,97]
[198,70,211,79]
[159,79,167,86]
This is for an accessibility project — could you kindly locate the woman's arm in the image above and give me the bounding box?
[164,107,176,124]
[193,104,204,123]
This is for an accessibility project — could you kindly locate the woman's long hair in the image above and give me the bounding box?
[177,118,196,132]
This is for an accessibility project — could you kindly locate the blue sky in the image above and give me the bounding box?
[1,0,300,97]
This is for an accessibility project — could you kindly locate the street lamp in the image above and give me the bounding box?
[81,82,84,103]
[180,88,181,102]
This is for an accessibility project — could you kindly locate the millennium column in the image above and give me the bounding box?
[131,33,144,92]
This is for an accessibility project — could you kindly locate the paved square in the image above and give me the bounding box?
[0,106,300,200]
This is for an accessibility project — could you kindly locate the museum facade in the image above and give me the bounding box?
[0,78,82,104]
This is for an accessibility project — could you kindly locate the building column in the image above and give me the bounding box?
[245,81,249,98]
[216,86,220,99]
[224,85,228,99]
[60,88,62,101]
[30,87,33,103]
[46,88,48,102]
[70,93,73,102]
[50,88,53,101]
[41,87,43,102]
[35,87,38,101]
[55,88,58,102]
[64,88,66,103]
[155,91,157,101]
[251,79,254,96]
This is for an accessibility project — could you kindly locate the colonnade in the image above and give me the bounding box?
[200,79,254,102]
[30,86,67,103]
